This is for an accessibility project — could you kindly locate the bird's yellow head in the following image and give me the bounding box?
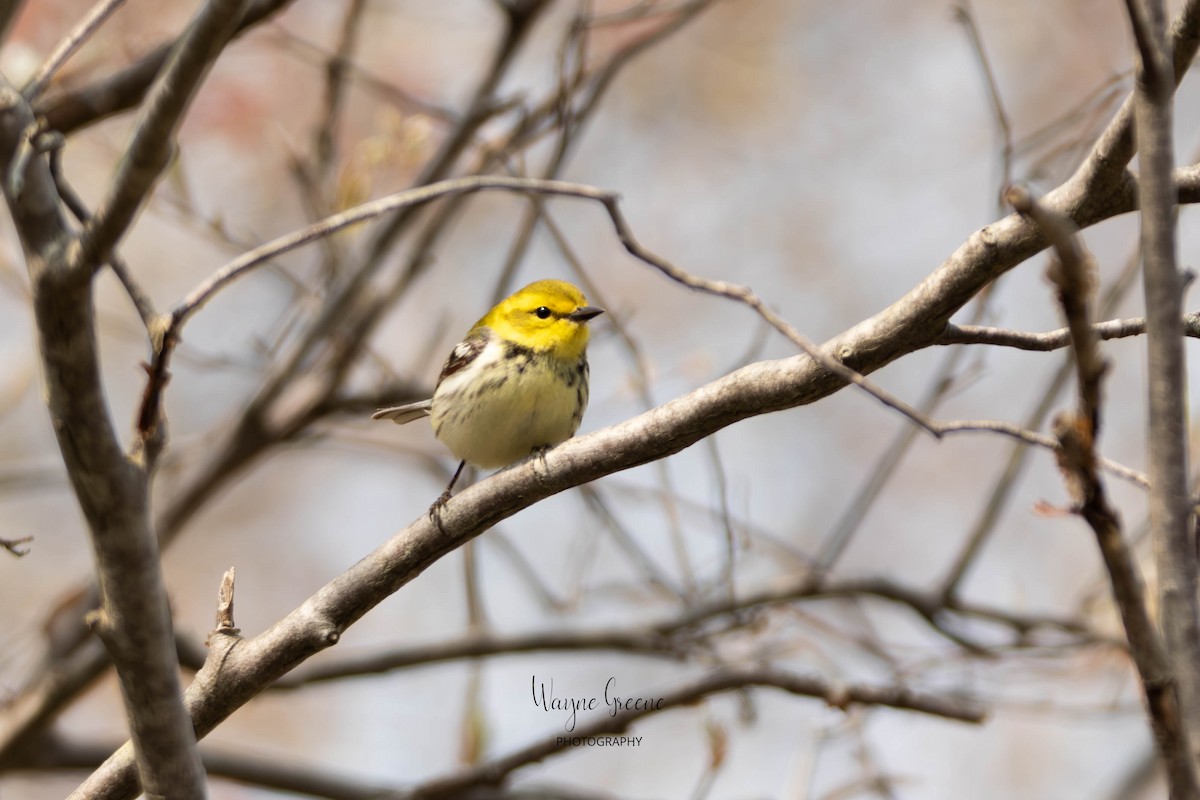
[478,280,604,360]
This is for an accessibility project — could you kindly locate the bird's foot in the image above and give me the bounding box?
[531,444,553,488]
[428,489,452,532]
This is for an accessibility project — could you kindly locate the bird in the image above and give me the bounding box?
[374,279,604,509]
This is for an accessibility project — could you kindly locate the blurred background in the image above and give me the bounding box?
[1,0,1197,797]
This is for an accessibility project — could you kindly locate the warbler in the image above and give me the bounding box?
[373,279,604,505]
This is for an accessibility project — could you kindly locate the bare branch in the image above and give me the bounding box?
[262,573,1111,694]
[0,87,69,260]
[22,0,128,100]
[954,0,1014,206]
[311,0,368,185]
[941,312,1200,350]
[32,735,396,799]
[48,145,157,329]
[1073,0,1200,195]
[1012,174,1199,796]
[0,2,23,49]
[0,75,206,798]
[399,667,984,800]
[1006,185,1107,428]
[73,0,252,274]
[274,628,680,690]
[34,0,298,135]
[938,237,1150,602]
[1053,411,1198,797]
[169,178,614,330]
[1125,0,1200,762]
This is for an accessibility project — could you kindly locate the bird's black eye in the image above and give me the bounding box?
[535,306,552,319]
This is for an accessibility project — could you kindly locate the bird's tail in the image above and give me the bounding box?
[372,399,433,424]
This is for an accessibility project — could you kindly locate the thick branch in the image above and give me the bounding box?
[39,55,1200,798]
[1076,0,1200,194]
[0,81,206,797]
[57,324,1081,798]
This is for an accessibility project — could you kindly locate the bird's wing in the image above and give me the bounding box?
[437,326,491,382]
[372,328,492,424]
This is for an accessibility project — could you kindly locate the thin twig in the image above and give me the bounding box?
[170,178,608,330]
[34,0,298,135]
[273,628,681,689]
[1006,185,1107,427]
[26,736,397,799]
[255,569,1114,693]
[942,313,1200,350]
[262,27,460,124]
[816,310,984,573]
[150,176,1162,503]
[954,0,1014,208]
[312,0,367,184]
[22,0,128,100]
[939,238,1149,601]
[394,667,985,800]
[47,145,157,329]
[1015,179,1199,799]
[73,0,252,274]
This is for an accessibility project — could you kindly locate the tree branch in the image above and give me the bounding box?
[72,0,251,274]
[10,4,1200,795]
[22,0,128,101]
[0,78,206,797]
[941,312,1200,350]
[256,574,1110,693]
[48,29,1200,784]
[34,0,298,135]
[1074,0,1200,196]
[27,735,396,800]
[398,666,983,800]
[0,1,24,49]
[1125,0,1200,760]
[59,314,1101,798]
[1013,182,1199,798]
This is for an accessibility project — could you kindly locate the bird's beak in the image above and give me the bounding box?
[569,306,605,323]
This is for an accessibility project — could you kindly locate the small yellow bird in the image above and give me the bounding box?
[374,279,604,505]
